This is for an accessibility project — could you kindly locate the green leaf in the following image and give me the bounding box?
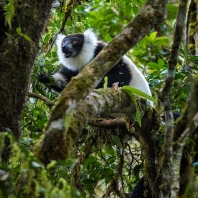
[83,179,96,185]
[64,110,75,133]
[46,160,57,170]
[20,138,33,144]
[5,32,14,39]
[23,34,31,41]
[16,27,31,41]
[3,1,15,29]
[154,37,168,45]
[112,135,122,149]
[122,86,156,103]
[100,168,114,179]
[129,92,141,126]
[103,76,108,88]
[133,164,142,178]
[105,146,116,156]
[122,86,150,126]
[16,27,21,34]
[158,59,165,67]
[188,56,198,62]
[149,31,157,41]
[122,86,156,126]
[83,156,97,169]
[184,180,193,195]
[107,156,116,164]
[8,195,18,198]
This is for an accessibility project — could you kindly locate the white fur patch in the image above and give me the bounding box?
[52,72,66,81]
[56,34,66,66]
[122,56,153,106]
[56,29,98,71]
[122,56,151,95]
[50,119,64,130]
[52,72,67,87]
[65,99,76,115]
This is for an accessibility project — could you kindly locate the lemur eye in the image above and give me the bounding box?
[62,40,67,45]
[72,40,77,44]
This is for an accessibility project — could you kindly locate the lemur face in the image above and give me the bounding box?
[61,34,84,58]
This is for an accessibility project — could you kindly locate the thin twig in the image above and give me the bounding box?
[88,118,126,128]
[27,92,55,106]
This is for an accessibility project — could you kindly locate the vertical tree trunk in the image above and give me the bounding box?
[0,1,54,162]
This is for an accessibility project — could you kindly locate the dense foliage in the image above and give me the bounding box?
[1,0,198,198]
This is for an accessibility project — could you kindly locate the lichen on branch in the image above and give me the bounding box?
[34,88,150,164]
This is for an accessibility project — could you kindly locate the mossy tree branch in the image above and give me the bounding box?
[34,88,149,163]
[34,87,161,196]
[172,78,198,197]
[158,0,188,197]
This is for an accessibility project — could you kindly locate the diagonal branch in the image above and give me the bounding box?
[27,92,55,107]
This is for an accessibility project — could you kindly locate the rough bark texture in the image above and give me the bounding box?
[0,1,54,162]
[34,88,150,164]
[34,88,161,197]
[173,78,198,197]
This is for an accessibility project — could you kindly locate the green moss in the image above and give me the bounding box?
[34,129,69,164]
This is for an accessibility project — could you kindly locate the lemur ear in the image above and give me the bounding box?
[83,29,98,45]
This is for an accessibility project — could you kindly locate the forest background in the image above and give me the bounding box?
[0,0,198,198]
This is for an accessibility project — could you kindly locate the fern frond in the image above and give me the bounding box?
[3,0,16,29]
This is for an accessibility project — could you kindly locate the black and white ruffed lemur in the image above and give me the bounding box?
[38,30,154,197]
[38,29,153,106]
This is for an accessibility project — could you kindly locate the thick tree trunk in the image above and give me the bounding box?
[0,1,53,162]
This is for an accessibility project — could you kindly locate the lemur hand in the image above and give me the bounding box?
[38,74,55,85]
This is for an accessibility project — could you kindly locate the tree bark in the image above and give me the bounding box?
[0,1,54,162]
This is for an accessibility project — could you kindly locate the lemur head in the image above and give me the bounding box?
[56,29,98,71]
[61,34,84,58]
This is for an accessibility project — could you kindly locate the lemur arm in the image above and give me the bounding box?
[38,66,79,93]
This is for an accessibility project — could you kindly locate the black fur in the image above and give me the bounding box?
[59,66,79,82]
[61,34,84,58]
[97,58,131,88]
[94,41,105,57]
[93,41,132,88]
[38,73,51,84]
[128,177,152,198]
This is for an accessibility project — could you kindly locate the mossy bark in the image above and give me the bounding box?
[0,1,54,162]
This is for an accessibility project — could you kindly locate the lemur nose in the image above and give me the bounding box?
[62,43,72,53]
